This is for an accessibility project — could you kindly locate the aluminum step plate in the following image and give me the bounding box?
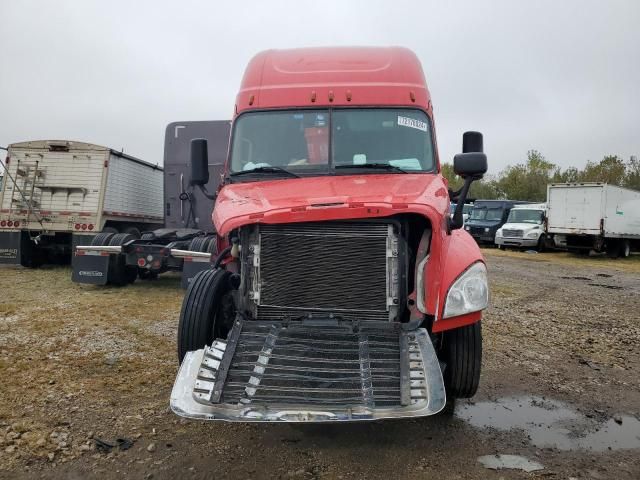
[170,320,446,422]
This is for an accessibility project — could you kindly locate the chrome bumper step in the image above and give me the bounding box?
[171,320,446,422]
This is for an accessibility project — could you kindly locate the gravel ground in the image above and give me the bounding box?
[0,250,639,479]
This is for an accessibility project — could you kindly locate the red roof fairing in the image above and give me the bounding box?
[235,47,432,113]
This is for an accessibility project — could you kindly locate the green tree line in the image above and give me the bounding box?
[442,151,640,202]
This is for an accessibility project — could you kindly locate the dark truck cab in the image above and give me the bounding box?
[171,47,489,422]
[71,121,230,287]
[464,200,528,244]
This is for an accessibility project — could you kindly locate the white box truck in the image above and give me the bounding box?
[0,140,163,267]
[547,183,640,257]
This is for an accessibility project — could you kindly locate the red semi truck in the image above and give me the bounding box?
[171,47,489,421]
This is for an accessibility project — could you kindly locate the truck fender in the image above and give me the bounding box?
[432,230,485,333]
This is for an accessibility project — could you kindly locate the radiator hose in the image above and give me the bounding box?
[213,237,239,269]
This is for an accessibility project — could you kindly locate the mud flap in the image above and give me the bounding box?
[0,232,21,265]
[181,258,214,289]
[171,320,446,422]
[71,251,111,285]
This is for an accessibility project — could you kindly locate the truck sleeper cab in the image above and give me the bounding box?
[171,47,489,422]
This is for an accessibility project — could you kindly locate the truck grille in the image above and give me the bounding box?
[502,229,523,238]
[243,222,402,322]
[218,322,404,407]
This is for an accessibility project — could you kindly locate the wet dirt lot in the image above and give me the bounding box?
[1,250,639,479]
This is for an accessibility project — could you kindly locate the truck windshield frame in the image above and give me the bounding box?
[470,207,504,221]
[228,108,436,179]
[507,209,544,224]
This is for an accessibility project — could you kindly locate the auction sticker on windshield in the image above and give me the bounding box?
[397,116,428,132]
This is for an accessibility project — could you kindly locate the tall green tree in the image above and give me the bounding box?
[495,150,556,201]
[624,156,640,190]
[578,155,626,184]
[440,163,498,200]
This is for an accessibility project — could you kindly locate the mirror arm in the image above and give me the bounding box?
[449,174,480,231]
[198,184,217,201]
[448,186,463,201]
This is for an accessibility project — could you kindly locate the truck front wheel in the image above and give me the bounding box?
[178,268,233,363]
[441,321,482,398]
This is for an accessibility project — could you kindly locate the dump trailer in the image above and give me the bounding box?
[547,182,640,257]
[170,47,490,423]
[72,121,231,287]
[0,140,163,267]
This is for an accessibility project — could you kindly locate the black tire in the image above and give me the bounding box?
[536,235,546,253]
[108,233,137,286]
[439,397,457,416]
[497,244,505,250]
[178,269,232,362]
[188,236,207,252]
[101,226,118,234]
[441,321,482,399]
[141,232,155,241]
[123,227,141,238]
[606,240,620,259]
[90,232,115,246]
[206,235,218,255]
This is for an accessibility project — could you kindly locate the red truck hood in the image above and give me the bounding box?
[213,174,450,235]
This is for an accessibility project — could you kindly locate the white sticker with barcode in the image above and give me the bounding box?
[397,116,427,132]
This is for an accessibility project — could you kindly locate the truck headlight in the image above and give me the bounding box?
[484,227,490,233]
[526,231,538,238]
[465,225,470,231]
[496,229,503,237]
[443,262,489,319]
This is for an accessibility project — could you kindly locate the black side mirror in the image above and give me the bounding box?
[462,131,483,153]
[453,152,488,179]
[190,139,209,186]
[449,131,488,231]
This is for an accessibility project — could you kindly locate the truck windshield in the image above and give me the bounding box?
[229,108,435,175]
[507,209,544,224]
[470,207,503,221]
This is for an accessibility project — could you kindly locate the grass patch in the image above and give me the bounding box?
[0,303,18,316]
[483,248,640,273]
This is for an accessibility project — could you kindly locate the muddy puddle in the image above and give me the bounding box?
[456,396,640,452]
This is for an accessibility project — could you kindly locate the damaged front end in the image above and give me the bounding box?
[171,219,447,422]
[171,319,445,421]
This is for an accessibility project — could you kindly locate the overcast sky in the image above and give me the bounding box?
[1,0,638,174]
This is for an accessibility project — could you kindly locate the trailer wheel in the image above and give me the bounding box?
[178,268,233,363]
[606,240,621,258]
[440,321,482,398]
[108,233,137,286]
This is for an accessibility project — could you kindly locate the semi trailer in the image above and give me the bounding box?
[170,47,490,422]
[0,140,163,267]
[72,121,231,287]
[547,182,640,257]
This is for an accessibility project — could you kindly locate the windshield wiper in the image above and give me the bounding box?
[335,163,408,174]
[230,166,300,178]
